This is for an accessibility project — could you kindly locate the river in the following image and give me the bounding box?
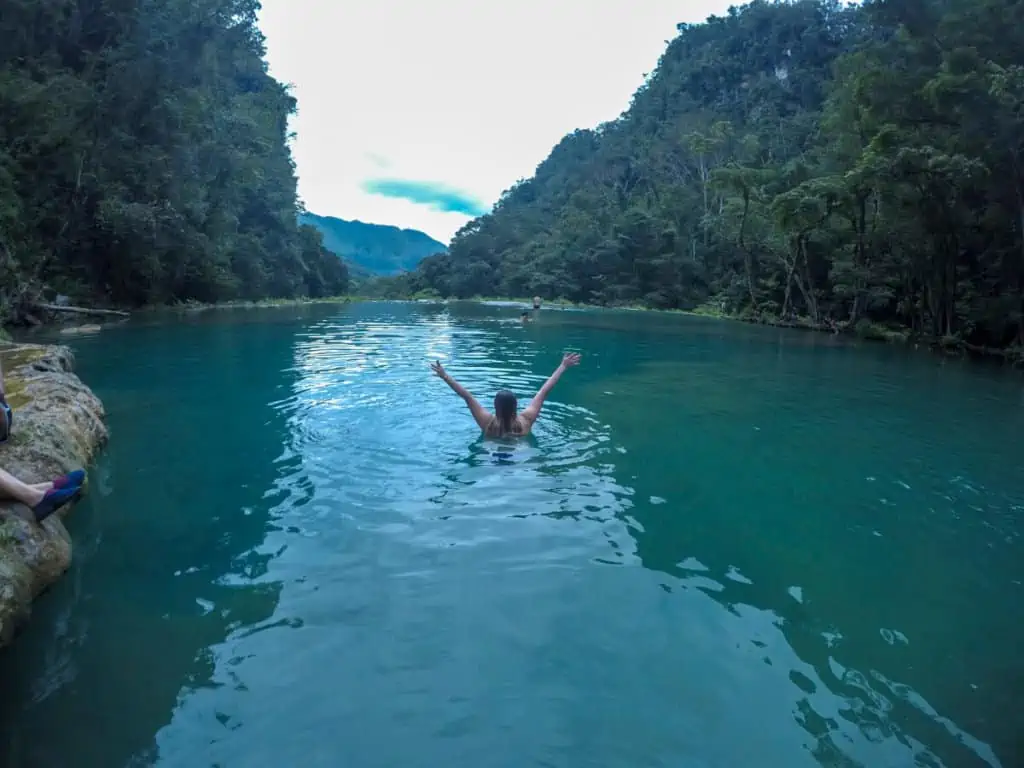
[0,301,1020,767]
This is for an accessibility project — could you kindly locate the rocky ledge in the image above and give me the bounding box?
[0,343,107,648]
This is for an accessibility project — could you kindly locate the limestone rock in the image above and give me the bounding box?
[0,342,108,647]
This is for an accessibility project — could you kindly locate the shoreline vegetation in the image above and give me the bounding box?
[9,290,1024,368]
[386,0,1024,366]
[359,288,1024,365]
[11,292,1022,365]
[480,296,1024,365]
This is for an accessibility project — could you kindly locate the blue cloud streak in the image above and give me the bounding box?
[362,178,488,216]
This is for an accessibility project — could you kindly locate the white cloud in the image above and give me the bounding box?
[259,0,734,244]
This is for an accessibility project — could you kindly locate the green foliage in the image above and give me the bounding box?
[409,0,1024,354]
[299,213,446,276]
[0,0,348,322]
[361,273,421,300]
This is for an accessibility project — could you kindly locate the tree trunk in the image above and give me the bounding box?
[925,282,940,337]
[792,235,819,324]
[1013,163,1024,344]
[849,191,868,326]
[698,155,710,249]
[781,271,793,318]
[849,293,862,327]
[1018,293,1024,346]
[780,242,798,319]
[737,186,758,311]
[945,252,956,338]
[37,304,130,318]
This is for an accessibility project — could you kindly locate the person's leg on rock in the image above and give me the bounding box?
[0,467,85,523]
[0,467,47,507]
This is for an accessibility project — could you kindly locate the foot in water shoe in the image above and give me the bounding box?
[52,469,86,490]
[33,486,82,523]
[0,398,11,443]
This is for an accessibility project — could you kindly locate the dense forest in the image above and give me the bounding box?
[0,0,348,323]
[398,0,1024,357]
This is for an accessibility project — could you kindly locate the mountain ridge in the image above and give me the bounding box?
[299,212,447,276]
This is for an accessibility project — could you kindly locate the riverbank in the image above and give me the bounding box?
[2,295,358,333]
[140,295,356,314]
[0,343,107,648]
[723,310,1024,365]
[2,296,361,340]
[453,296,582,309]
[458,296,1024,366]
[10,293,1021,366]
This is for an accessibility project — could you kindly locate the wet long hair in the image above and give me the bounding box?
[491,390,520,436]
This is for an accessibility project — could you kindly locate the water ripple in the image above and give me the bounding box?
[3,302,1017,768]
[171,306,1007,768]
[154,307,1023,767]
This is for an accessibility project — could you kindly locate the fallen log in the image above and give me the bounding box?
[36,303,130,318]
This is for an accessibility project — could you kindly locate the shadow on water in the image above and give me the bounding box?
[0,306,342,767]
[0,302,1019,768]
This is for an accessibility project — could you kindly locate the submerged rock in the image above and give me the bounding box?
[0,343,107,648]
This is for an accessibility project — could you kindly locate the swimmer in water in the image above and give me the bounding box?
[431,352,582,437]
[520,311,531,323]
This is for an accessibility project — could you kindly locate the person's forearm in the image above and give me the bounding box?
[536,364,566,399]
[443,374,473,401]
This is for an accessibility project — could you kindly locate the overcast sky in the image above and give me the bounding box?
[258,0,734,244]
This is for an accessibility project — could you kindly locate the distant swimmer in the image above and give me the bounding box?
[532,296,542,310]
[431,352,582,438]
[520,310,531,323]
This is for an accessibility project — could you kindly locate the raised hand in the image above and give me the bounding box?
[561,352,582,368]
[430,360,448,379]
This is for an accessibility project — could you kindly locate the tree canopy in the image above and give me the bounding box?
[406,0,1024,357]
[0,0,348,321]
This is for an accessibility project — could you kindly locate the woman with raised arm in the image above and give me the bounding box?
[431,352,582,438]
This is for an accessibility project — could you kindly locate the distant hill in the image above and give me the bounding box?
[299,213,447,276]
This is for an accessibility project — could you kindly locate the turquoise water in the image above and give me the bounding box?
[0,301,1021,767]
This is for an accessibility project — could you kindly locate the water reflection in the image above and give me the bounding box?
[0,311,318,767]
[157,304,1008,766]
[0,302,1018,768]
